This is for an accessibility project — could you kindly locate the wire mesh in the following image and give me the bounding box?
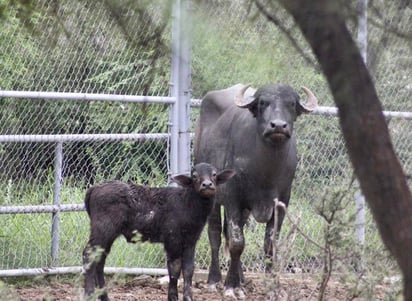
[189,0,411,275]
[0,0,411,280]
[0,0,172,272]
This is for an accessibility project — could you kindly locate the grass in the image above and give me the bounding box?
[0,177,398,283]
[0,182,167,270]
[0,179,402,301]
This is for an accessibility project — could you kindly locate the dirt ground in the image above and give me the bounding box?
[7,271,398,301]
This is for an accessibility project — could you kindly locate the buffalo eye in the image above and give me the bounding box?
[258,100,269,113]
[192,171,199,180]
[259,100,269,108]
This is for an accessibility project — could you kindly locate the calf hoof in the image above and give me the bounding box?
[223,288,246,300]
[92,290,109,301]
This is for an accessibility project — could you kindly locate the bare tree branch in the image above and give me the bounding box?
[278,0,412,298]
[253,0,318,69]
[369,0,412,40]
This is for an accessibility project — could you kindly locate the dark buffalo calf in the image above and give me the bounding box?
[82,163,235,301]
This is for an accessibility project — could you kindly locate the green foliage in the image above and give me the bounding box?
[191,2,331,101]
[0,183,166,269]
[0,280,19,301]
[0,2,409,296]
[0,0,172,185]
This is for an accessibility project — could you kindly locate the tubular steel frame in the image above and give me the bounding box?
[1,0,412,278]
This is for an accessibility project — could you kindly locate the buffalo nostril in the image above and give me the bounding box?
[270,120,287,129]
[202,181,213,188]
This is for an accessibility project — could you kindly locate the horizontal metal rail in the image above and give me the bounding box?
[0,133,169,143]
[0,204,85,214]
[0,266,168,277]
[381,110,412,120]
[0,90,175,104]
[1,91,410,120]
[311,106,412,119]
[192,100,412,120]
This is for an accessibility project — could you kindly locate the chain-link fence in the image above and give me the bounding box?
[190,0,411,276]
[0,0,411,280]
[0,0,177,275]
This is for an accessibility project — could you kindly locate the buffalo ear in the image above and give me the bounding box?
[246,100,259,118]
[172,175,193,187]
[234,85,259,118]
[236,96,258,117]
[216,169,236,185]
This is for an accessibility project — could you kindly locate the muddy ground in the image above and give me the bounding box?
[4,271,399,301]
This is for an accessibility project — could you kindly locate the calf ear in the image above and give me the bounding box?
[216,169,236,185]
[172,175,193,187]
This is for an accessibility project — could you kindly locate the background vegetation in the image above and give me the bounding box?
[0,0,410,298]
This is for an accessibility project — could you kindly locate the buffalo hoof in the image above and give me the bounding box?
[223,288,246,300]
[207,281,223,292]
[183,296,194,301]
[207,283,218,292]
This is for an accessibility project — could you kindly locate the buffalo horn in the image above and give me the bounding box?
[234,84,253,108]
[299,86,318,112]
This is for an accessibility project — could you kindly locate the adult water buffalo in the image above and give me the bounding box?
[194,83,318,297]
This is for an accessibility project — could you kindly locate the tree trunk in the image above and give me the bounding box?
[278,0,412,298]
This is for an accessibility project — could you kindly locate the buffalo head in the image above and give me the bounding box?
[234,83,318,145]
[173,163,236,198]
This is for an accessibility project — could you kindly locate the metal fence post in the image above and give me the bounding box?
[357,0,368,63]
[169,0,192,180]
[51,142,63,265]
[355,0,368,252]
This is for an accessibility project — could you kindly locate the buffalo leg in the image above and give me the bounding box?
[83,244,98,298]
[264,214,275,272]
[224,208,245,290]
[96,251,110,301]
[182,245,196,301]
[166,256,182,301]
[83,225,117,301]
[207,203,222,285]
[264,198,288,273]
[83,243,112,301]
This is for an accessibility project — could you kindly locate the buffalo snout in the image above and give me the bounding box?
[264,119,291,142]
[201,179,214,189]
[269,119,288,130]
[199,179,216,197]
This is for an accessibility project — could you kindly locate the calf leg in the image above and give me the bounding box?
[166,256,182,301]
[207,203,222,286]
[83,225,117,301]
[182,245,196,301]
[96,251,110,301]
[83,244,98,298]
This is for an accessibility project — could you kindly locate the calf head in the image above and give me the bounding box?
[234,83,318,145]
[173,163,236,198]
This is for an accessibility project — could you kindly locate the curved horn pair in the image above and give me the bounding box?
[299,86,318,112]
[235,84,318,112]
